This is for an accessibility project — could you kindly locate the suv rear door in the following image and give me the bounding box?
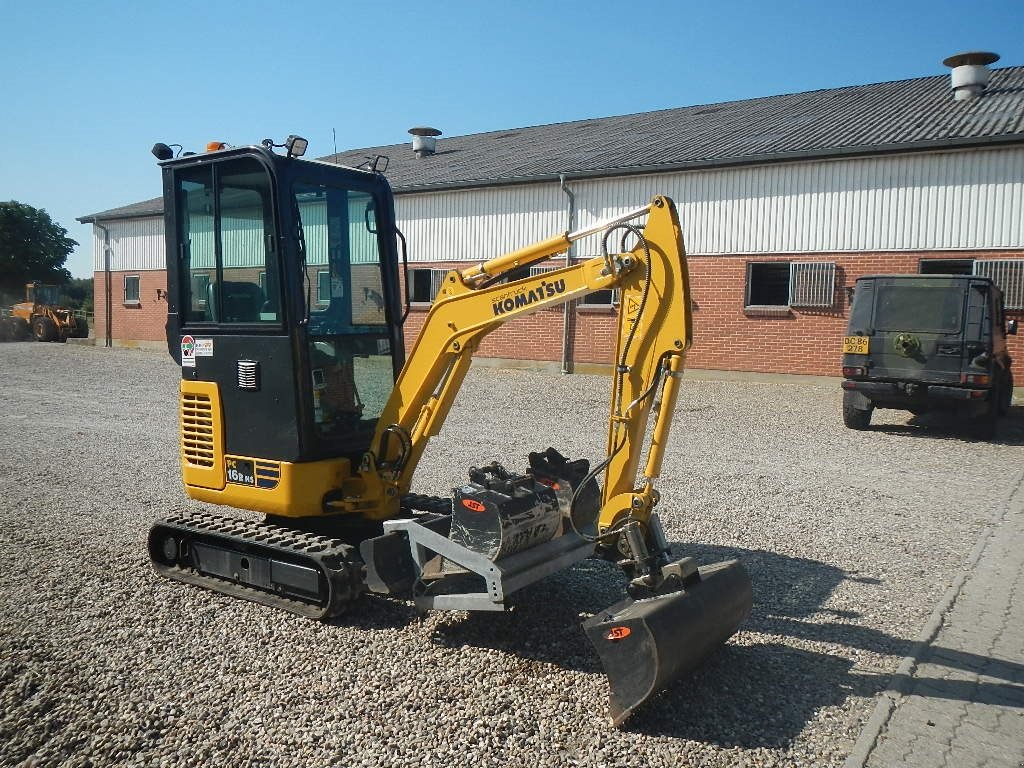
[864,277,970,384]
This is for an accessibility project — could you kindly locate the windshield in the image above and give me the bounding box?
[874,284,966,333]
[33,285,60,305]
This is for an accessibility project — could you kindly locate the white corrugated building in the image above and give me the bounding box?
[79,54,1024,378]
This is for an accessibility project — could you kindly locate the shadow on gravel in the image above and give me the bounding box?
[329,542,1020,748]
[421,545,891,747]
[319,540,1015,745]
[870,404,1024,446]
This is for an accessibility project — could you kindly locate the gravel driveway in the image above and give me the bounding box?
[2,343,1021,768]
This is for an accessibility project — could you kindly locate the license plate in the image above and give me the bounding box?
[843,335,869,355]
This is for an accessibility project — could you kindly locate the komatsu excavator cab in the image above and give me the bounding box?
[161,144,406,515]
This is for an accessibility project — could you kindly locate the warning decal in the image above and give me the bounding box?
[181,335,196,368]
[626,296,641,320]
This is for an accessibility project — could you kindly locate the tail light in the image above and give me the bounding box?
[961,373,991,385]
[842,366,866,377]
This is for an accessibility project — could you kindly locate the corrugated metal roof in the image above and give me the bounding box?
[79,196,163,222]
[80,66,1024,221]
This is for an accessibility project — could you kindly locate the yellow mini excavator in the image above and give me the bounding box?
[147,136,752,725]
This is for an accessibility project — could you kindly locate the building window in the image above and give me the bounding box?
[789,262,836,307]
[317,270,331,305]
[746,261,835,308]
[409,268,447,304]
[124,275,141,305]
[974,259,1024,310]
[745,263,790,307]
[528,266,557,277]
[579,287,616,308]
[920,258,974,275]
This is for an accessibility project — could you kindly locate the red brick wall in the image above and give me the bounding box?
[683,251,1023,380]
[400,252,1024,380]
[96,251,1024,381]
[93,270,168,343]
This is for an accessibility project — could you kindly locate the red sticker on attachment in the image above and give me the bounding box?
[605,626,631,641]
[461,499,486,512]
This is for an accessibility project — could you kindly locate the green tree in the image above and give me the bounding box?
[58,277,94,313]
[0,201,78,295]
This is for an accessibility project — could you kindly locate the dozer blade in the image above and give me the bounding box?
[583,559,752,726]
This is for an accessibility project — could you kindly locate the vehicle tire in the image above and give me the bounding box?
[997,371,1013,416]
[32,316,57,342]
[970,406,998,440]
[842,390,873,430]
[73,316,89,339]
[9,317,30,340]
[0,319,11,342]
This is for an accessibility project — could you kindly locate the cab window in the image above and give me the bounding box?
[176,157,281,325]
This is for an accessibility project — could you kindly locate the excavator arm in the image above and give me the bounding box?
[344,197,691,544]
[353,197,751,725]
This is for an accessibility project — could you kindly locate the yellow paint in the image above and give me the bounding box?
[186,455,354,518]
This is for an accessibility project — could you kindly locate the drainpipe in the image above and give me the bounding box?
[559,173,576,374]
[94,221,112,348]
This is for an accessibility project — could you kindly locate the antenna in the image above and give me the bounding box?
[332,128,338,160]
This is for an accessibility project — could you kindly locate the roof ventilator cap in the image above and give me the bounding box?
[409,126,442,158]
[943,51,999,101]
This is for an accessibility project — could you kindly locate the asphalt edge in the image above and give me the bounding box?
[843,468,1024,768]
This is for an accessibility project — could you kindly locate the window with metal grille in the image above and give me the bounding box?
[124,275,140,305]
[408,268,447,303]
[789,262,835,307]
[745,262,835,308]
[528,266,557,277]
[973,259,1024,310]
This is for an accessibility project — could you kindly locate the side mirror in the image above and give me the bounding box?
[1008,319,1018,336]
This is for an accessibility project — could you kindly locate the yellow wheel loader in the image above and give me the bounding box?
[0,282,88,342]
[146,137,752,726]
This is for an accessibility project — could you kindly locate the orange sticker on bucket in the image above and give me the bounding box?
[605,626,631,641]
[461,499,486,512]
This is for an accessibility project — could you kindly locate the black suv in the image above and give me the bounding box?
[841,275,1017,434]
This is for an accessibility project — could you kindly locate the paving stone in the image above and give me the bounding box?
[860,486,1024,768]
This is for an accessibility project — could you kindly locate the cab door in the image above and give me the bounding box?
[170,154,302,465]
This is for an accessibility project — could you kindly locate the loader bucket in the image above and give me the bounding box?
[583,559,752,726]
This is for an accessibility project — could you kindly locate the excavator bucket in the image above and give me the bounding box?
[583,559,752,726]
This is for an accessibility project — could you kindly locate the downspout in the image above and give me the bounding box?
[559,174,576,374]
[94,221,112,348]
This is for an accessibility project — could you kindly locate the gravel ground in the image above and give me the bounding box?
[1,342,1022,768]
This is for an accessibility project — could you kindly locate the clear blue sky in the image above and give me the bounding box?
[2,0,1022,278]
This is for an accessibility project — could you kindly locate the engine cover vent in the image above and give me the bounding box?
[237,360,260,390]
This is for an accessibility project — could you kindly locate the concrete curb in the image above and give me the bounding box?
[843,469,1024,768]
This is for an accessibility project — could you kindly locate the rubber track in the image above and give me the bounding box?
[149,510,363,620]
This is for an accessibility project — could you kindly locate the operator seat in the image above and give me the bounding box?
[207,281,265,323]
